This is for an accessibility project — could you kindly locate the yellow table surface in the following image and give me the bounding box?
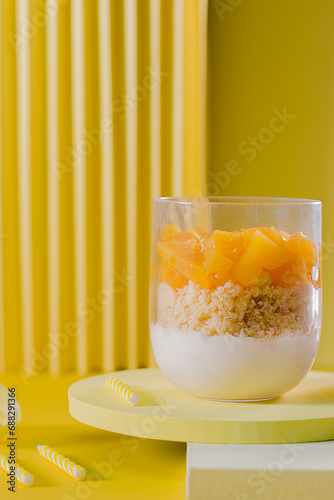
[0,373,186,499]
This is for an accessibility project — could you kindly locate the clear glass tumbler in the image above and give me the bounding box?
[149,197,322,401]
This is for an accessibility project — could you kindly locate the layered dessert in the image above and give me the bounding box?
[150,225,321,400]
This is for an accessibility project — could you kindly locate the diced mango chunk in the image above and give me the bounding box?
[158,266,188,289]
[269,261,302,287]
[157,241,179,269]
[159,224,181,241]
[203,250,233,274]
[159,225,194,243]
[175,254,211,289]
[238,227,256,247]
[260,226,291,249]
[291,232,317,271]
[240,227,291,251]
[169,271,188,289]
[209,271,236,288]
[158,240,210,288]
[187,227,210,251]
[204,230,243,259]
[158,240,196,266]
[231,253,263,287]
[246,230,292,270]
[158,263,175,282]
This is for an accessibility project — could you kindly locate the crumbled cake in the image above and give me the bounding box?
[157,272,315,339]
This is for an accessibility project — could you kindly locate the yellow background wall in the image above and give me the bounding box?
[1,0,333,375]
[0,0,207,375]
[206,0,334,369]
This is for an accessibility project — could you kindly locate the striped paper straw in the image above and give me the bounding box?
[36,445,86,480]
[0,454,34,486]
[106,375,140,406]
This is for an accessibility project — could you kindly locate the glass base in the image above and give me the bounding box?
[197,395,278,403]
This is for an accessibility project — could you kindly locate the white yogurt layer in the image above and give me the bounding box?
[150,323,319,400]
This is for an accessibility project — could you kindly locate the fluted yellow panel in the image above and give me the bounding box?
[110,0,128,371]
[0,0,206,375]
[46,0,60,377]
[206,0,334,369]
[136,0,151,368]
[85,0,103,371]
[30,0,48,373]
[98,0,114,373]
[183,0,200,194]
[160,0,174,196]
[71,0,86,374]
[0,1,3,372]
[58,0,76,372]
[1,1,22,371]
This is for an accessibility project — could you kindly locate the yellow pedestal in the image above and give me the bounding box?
[69,368,334,444]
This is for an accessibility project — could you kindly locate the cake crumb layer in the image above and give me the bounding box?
[157,273,316,338]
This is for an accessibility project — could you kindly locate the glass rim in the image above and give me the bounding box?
[153,196,322,206]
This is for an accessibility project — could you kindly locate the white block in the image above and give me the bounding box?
[186,442,334,500]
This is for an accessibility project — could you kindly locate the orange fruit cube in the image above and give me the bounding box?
[291,232,317,271]
[158,240,210,289]
[239,227,256,248]
[287,237,310,283]
[158,266,188,289]
[175,254,211,289]
[158,239,196,265]
[260,226,291,249]
[187,227,210,251]
[169,271,188,289]
[203,250,233,274]
[241,227,290,251]
[159,224,181,240]
[158,265,171,284]
[269,261,299,287]
[231,253,263,287]
[209,271,235,287]
[246,230,292,270]
[159,224,194,243]
[203,230,243,260]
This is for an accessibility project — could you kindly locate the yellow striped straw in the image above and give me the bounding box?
[106,375,140,406]
[0,454,34,486]
[36,445,86,480]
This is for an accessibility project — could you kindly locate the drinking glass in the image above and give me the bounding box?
[150,197,322,401]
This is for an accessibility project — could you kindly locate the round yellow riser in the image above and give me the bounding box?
[68,368,334,444]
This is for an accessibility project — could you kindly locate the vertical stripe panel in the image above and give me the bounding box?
[85,0,102,371]
[30,0,48,372]
[17,0,33,373]
[148,0,161,367]
[172,0,184,196]
[71,0,87,374]
[1,1,22,371]
[124,0,138,368]
[150,0,161,200]
[197,0,208,192]
[110,0,128,370]
[137,0,151,367]
[0,0,208,374]
[0,2,4,372]
[98,0,114,372]
[183,0,199,195]
[160,0,173,196]
[58,1,75,372]
[46,0,59,375]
